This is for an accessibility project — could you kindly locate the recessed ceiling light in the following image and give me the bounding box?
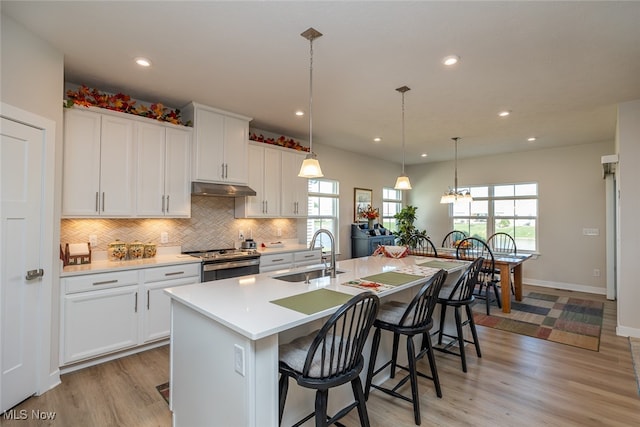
[373,137,382,142]
[442,55,460,66]
[135,57,152,67]
[498,110,511,117]
[421,153,428,158]
[528,137,537,142]
[295,110,304,116]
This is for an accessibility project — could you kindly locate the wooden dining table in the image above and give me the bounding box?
[436,247,532,313]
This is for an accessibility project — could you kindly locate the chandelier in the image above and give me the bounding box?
[440,137,473,203]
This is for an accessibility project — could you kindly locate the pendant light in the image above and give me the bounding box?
[394,86,412,190]
[298,28,324,178]
[440,137,473,203]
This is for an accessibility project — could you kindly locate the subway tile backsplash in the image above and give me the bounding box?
[61,196,301,252]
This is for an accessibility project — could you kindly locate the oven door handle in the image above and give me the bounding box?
[203,258,260,272]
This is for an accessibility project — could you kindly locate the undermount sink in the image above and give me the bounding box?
[273,268,345,283]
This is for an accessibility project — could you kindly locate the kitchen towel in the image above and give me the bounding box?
[68,242,90,256]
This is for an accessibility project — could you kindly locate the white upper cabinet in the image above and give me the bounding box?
[236,143,281,217]
[236,143,309,218]
[63,108,135,217]
[281,150,309,217]
[183,102,252,185]
[136,123,192,217]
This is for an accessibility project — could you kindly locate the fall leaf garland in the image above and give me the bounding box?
[64,85,189,126]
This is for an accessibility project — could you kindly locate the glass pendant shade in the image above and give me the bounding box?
[394,174,412,190]
[441,137,473,204]
[298,153,323,178]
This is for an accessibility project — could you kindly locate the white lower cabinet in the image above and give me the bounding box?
[259,249,322,273]
[142,264,200,343]
[60,263,200,366]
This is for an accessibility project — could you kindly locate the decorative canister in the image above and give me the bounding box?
[144,242,157,258]
[128,240,145,259]
[108,239,128,261]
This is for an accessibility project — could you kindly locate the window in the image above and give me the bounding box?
[307,179,339,251]
[382,187,403,231]
[451,183,538,251]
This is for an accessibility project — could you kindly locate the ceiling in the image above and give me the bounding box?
[3,1,640,165]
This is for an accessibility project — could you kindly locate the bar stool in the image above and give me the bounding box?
[432,257,484,373]
[278,292,379,427]
[364,269,448,425]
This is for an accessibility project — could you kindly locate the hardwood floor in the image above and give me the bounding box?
[3,285,639,427]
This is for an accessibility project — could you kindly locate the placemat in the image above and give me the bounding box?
[342,279,395,293]
[359,271,425,286]
[270,289,353,315]
[418,260,468,270]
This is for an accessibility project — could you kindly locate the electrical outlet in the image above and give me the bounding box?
[276,228,282,237]
[160,232,169,244]
[238,230,244,241]
[89,234,98,247]
[234,344,245,376]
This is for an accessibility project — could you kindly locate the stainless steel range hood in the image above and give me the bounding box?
[191,182,256,197]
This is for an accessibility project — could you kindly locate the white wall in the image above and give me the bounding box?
[616,99,640,337]
[406,141,613,294]
[1,13,64,381]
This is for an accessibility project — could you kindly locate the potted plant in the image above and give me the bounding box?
[393,205,426,246]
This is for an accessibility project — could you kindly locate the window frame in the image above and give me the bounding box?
[306,178,340,253]
[382,187,403,231]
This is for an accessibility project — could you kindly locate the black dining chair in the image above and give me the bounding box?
[487,232,517,294]
[441,230,468,248]
[455,237,501,315]
[407,233,438,258]
[278,292,379,427]
[365,269,448,425]
[432,257,484,373]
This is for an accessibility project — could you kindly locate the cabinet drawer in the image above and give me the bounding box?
[293,250,321,263]
[64,270,139,294]
[260,253,294,266]
[144,263,200,283]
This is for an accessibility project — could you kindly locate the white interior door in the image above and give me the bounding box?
[1,117,44,411]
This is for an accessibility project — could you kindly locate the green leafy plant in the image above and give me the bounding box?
[393,205,426,246]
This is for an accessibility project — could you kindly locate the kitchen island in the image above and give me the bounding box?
[165,255,466,427]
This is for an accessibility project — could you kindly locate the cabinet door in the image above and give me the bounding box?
[62,285,139,364]
[281,150,308,217]
[193,108,225,182]
[222,115,249,184]
[100,115,135,216]
[136,122,166,216]
[262,147,281,216]
[62,109,101,216]
[143,276,199,343]
[164,127,192,217]
[245,144,266,216]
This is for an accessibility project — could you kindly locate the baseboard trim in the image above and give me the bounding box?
[524,278,606,295]
[616,326,640,338]
[60,339,169,375]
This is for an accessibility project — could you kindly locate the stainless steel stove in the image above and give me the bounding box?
[183,248,261,282]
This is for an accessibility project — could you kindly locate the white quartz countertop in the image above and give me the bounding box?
[165,255,466,341]
[60,253,201,277]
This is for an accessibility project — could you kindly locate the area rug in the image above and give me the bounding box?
[156,382,170,405]
[629,337,640,395]
[472,291,603,351]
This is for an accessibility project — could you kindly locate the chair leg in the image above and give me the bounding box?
[364,327,381,400]
[278,373,289,425]
[465,305,482,358]
[390,333,400,378]
[492,283,502,308]
[315,389,329,427]
[485,289,491,315]
[406,336,421,425]
[437,303,447,345]
[454,306,467,373]
[351,376,371,427]
[423,332,442,398]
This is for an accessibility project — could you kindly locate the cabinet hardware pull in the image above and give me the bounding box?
[303,254,314,258]
[225,163,228,179]
[95,192,99,212]
[25,269,44,280]
[102,192,105,212]
[265,200,268,213]
[272,258,284,262]
[134,292,138,313]
[221,163,225,179]
[164,271,184,276]
[92,279,118,286]
[162,195,165,213]
[166,195,170,212]
[147,290,150,310]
